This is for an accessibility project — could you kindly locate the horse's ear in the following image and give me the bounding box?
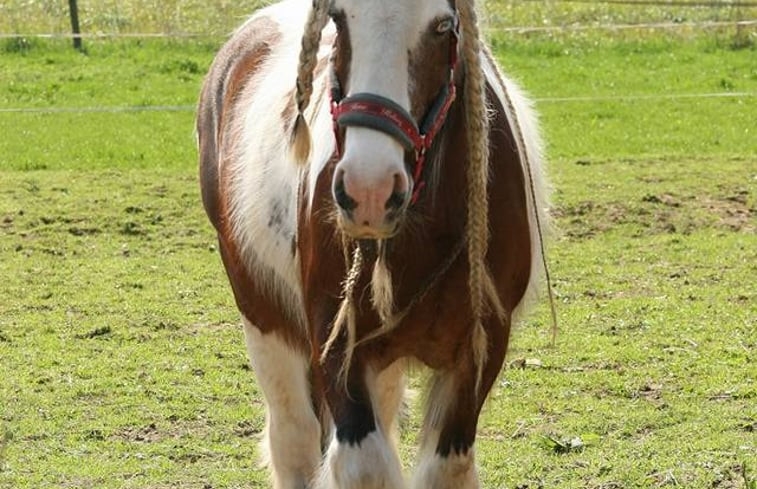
[290,112,312,165]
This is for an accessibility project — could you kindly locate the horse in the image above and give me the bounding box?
[196,0,548,487]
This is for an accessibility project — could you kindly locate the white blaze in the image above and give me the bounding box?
[333,0,454,184]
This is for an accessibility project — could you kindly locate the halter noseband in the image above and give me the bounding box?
[329,14,460,204]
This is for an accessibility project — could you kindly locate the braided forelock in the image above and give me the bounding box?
[290,0,330,165]
[458,0,506,395]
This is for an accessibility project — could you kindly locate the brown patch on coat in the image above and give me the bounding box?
[197,15,280,233]
[408,24,456,121]
[217,233,307,352]
[329,10,352,103]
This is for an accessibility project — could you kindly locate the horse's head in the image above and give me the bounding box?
[293,0,460,239]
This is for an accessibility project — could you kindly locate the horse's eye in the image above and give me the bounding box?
[435,18,454,35]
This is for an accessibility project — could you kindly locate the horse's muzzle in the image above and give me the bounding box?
[333,166,409,239]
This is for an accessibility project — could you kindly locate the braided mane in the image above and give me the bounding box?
[290,0,330,164]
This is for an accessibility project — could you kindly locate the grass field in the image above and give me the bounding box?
[1,1,756,488]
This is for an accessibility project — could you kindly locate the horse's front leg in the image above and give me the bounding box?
[411,319,509,489]
[243,319,322,489]
[315,354,406,489]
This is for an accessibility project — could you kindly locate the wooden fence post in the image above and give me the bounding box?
[68,0,82,51]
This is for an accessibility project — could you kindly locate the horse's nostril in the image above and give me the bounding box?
[334,171,357,212]
[393,172,409,195]
[385,191,407,211]
[385,172,409,211]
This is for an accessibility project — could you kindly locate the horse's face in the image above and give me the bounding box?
[330,0,457,239]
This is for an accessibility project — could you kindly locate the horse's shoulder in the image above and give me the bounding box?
[197,9,287,232]
[202,14,282,115]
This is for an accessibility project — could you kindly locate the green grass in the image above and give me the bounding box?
[1,35,755,170]
[1,5,756,489]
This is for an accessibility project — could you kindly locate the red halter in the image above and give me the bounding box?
[329,15,460,204]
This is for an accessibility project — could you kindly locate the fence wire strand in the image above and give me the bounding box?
[0,19,754,40]
[1,3,754,116]
[490,19,756,33]
[0,92,754,115]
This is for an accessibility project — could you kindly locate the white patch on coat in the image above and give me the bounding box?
[421,370,457,438]
[226,0,335,324]
[480,52,550,322]
[412,447,479,489]
[367,360,406,448]
[243,318,321,489]
[315,430,406,489]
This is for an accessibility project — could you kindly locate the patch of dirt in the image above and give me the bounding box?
[558,361,625,374]
[552,188,754,239]
[646,469,680,487]
[702,192,754,232]
[75,326,111,339]
[708,391,739,401]
[730,294,751,304]
[553,199,673,238]
[708,463,750,489]
[113,423,161,443]
[642,193,681,207]
[233,420,261,438]
[120,221,146,236]
[69,226,101,236]
[635,382,664,400]
[110,417,221,446]
[168,451,214,463]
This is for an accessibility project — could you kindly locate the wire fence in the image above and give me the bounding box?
[0,92,754,116]
[0,0,754,115]
[0,19,754,39]
[0,32,206,39]
[490,18,756,33]
[1,0,755,42]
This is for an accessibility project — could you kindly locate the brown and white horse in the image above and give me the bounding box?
[197,0,548,487]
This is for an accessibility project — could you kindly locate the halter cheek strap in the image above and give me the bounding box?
[329,14,460,204]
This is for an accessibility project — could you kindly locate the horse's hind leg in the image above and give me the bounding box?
[243,318,321,489]
[411,322,509,489]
